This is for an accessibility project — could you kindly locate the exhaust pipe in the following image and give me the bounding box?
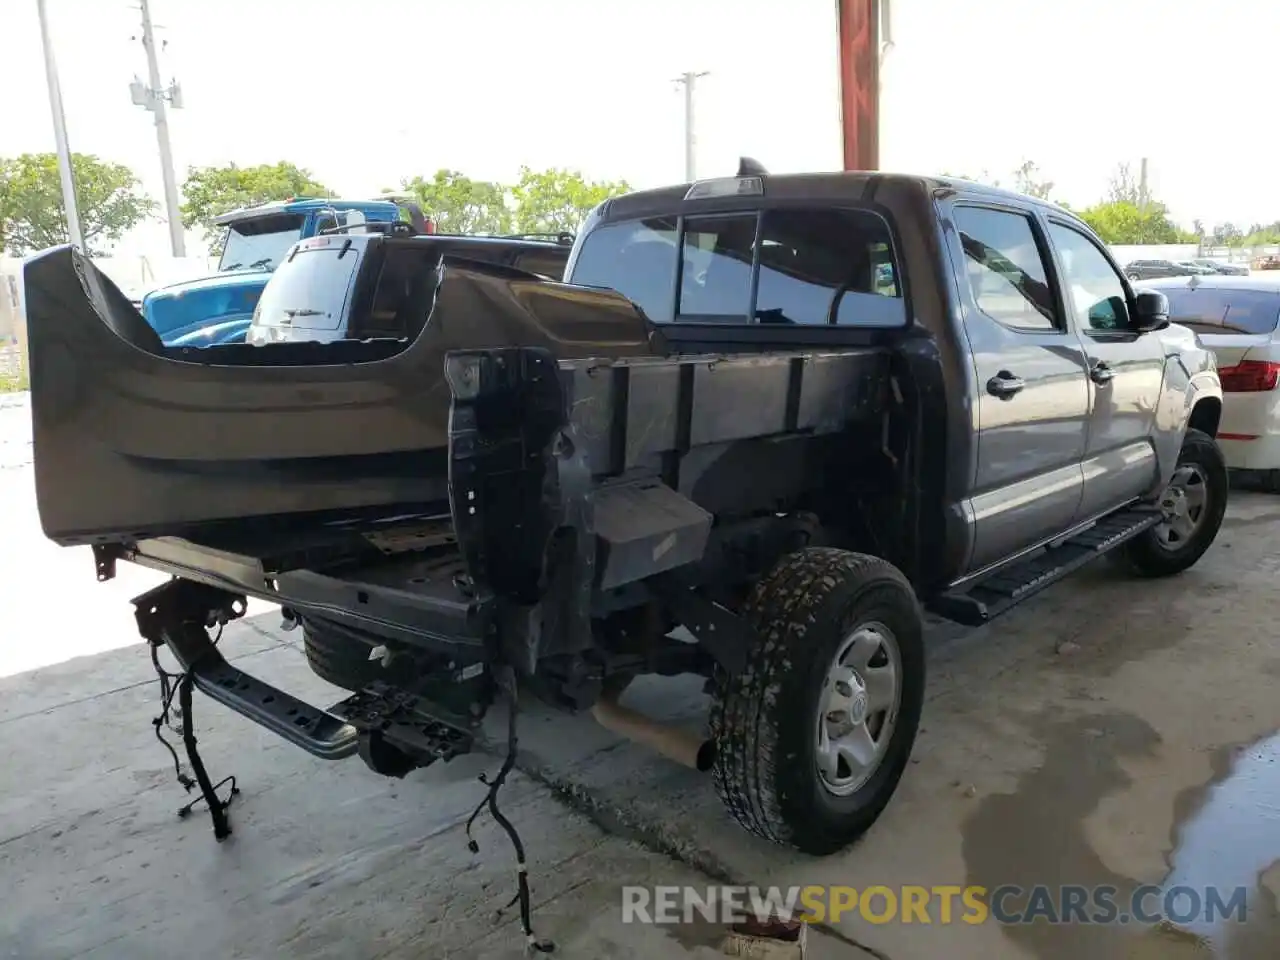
[591,695,716,772]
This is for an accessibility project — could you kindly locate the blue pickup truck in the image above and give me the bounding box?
[141,197,419,346]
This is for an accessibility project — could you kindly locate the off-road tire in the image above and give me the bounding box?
[1120,429,1228,577]
[301,616,412,691]
[709,548,925,855]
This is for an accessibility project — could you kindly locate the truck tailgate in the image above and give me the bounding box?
[24,246,657,545]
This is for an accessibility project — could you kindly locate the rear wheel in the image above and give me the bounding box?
[710,548,925,855]
[1121,429,1228,577]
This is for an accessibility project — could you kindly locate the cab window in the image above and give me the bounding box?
[1046,221,1130,332]
[569,208,904,327]
[954,206,1060,332]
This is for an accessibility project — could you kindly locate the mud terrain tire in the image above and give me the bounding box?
[710,548,925,855]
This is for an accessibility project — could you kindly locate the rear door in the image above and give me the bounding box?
[947,202,1091,572]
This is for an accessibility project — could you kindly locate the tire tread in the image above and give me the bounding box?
[710,548,920,851]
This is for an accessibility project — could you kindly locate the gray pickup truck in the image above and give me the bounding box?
[23,165,1225,944]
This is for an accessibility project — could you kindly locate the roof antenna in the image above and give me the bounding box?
[737,156,768,177]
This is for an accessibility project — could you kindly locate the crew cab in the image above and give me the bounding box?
[21,168,1226,937]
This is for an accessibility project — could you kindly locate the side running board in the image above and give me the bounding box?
[928,507,1162,627]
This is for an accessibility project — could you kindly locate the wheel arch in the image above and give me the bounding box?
[1188,395,1222,439]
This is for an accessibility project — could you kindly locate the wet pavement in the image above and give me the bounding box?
[3,389,1280,959]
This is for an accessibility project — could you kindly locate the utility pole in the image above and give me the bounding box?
[1138,157,1149,213]
[674,71,709,182]
[35,0,85,249]
[130,0,186,256]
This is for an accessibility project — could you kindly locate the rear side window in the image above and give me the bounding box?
[252,244,360,332]
[570,208,904,327]
[1159,286,1280,335]
[954,206,1059,332]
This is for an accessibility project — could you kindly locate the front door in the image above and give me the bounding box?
[949,203,1092,574]
[1043,219,1166,519]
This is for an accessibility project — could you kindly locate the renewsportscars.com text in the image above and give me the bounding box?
[621,884,1248,927]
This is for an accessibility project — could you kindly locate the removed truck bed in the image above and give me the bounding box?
[26,247,658,545]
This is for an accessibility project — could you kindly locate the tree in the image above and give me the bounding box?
[1212,223,1243,247]
[394,169,511,234]
[1011,160,1054,200]
[1076,200,1183,245]
[1105,162,1150,208]
[0,153,156,256]
[510,167,631,235]
[180,161,331,252]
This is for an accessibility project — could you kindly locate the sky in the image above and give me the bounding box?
[3,0,1277,258]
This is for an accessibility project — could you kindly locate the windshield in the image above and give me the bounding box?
[218,214,306,273]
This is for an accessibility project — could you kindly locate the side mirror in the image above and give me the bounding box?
[1132,289,1170,333]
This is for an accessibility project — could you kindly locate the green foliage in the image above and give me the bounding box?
[1238,221,1280,247]
[0,153,156,256]
[510,166,631,235]
[394,170,511,235]
[1075,200,1184,245]
[180,161,331,252]
[0,369,28,394]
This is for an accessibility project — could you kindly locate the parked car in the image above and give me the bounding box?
[1136,273,1280,480]
[20,169,1227,946]
[1123,258,1199,281]
[244,230,574,346]
[1192,258,1249,277]
[1252,254,1280,271]
[140,197,427,346]
[1174,260,1218,276]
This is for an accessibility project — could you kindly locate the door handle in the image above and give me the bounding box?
[986,371,1025,399]
[1090,361,1114,385]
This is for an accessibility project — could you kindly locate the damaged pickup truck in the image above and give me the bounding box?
[25,166,1226,941]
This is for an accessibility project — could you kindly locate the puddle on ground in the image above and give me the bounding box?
[1152,730,1280,957]
[962,713,1280,960]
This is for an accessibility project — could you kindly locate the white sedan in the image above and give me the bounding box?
[1136,273,1280,474]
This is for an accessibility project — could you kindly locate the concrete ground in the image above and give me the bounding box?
[3,390,1280,959]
